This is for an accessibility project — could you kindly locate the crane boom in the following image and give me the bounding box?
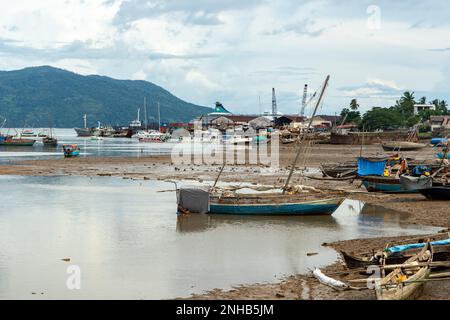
[300,84,308,116]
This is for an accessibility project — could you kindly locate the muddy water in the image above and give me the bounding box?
[0,175,440,299]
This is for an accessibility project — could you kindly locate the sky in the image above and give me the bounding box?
[0,0,450,116]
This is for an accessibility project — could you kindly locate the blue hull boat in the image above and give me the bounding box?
[209,195,344,216]
[362,176,412,193]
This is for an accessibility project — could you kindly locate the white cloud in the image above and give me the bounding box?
[0,0,449,114]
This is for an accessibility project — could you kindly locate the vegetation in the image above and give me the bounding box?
[340,92,449,131]
[0,66,212,127]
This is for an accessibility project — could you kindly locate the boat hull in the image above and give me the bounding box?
[209,198,344,215]
[419,187,450,200]
[362,176,413,193]
[0,139,35,146]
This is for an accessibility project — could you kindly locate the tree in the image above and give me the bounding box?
[349,99,359,111]
[340,108,361,125]
[395,91,416,117]
[361,107,403,131]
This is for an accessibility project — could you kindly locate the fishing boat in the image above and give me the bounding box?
[381,141,426,151]
[418,187,450,200]
[176,75,346,216]
[376,243,432,300]
[138,131,168,143]
[42,136,58,147]
[63,144,80,157]
[340,238,450,270]
[320,162,357,178]
[20,129,38,138]
[0,137,35,146]
[209,192,344,215]
[399,175,433,191]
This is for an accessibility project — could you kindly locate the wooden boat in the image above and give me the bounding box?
[361,176,409,193]
[320,162,357,178]
[63,144,80,157]
[42,136,58,147]
[0,137,35,146]
[209,192,345,215]
[419,187,450,200]
[341,246,450,270]
[376,243,432,300]
[399,175,432,191]
[381,141,426,151]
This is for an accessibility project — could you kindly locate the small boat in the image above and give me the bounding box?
[177,188,345,216]
[209,194,344,215]
[42,136,58,147]
[320,162,357,178]
[361,176,408,193]
[381,141,426,151]
[138,131,169,143]
[399,175,432,191]
[90,136,104,141]
[418,187,450,200]
[21,129,37,137]
[63,144,80,157]
[0,137,35,146]
[376,243,432,300]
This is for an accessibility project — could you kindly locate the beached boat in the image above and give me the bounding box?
[209,193,344,215]
[381,141,427,152]
[320,162,357,178]
[63,144,80,157]
[399,175,433,191]
[376,243,432,300]
[361,176,409,193]
[418,187,450,200]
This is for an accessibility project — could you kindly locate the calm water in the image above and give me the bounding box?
[0,128,180,162]
[0,175,440,299]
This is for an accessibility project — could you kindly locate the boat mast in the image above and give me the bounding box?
[158,102,161,132]
[144,97,148,131]
[282,75,330,194]
[83,114,87,129]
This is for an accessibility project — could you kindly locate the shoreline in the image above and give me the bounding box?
[0,144,448,300]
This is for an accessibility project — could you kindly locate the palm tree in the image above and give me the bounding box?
[349,99,359,111]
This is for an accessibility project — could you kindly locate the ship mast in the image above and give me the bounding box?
[282,75,330,193]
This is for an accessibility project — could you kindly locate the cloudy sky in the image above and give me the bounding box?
[0,0,449,115]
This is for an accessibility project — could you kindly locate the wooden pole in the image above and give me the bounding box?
[283,75,330,194]
[212,162,226,189]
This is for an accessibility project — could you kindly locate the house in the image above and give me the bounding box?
[248,116,273,129]
[430,115,450,131]
[311,115,342,128]
[414,104,435,115]
[274,115,306,128]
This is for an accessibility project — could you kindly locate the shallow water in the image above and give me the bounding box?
[0,175,440,299]
[0,128,187,161]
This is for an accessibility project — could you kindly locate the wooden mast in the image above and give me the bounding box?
[282,75,330,194]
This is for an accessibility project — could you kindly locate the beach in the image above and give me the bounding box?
[1,143,448,300]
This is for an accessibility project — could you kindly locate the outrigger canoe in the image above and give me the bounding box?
[376,243,433,300]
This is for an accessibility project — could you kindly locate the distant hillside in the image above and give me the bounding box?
[0,66,212,127]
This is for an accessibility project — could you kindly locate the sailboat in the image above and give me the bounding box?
[42,127,58,147]
[177,75,345,216]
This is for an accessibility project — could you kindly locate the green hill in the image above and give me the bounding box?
[0,66,212,127]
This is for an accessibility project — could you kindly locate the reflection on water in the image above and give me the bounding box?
[0,175,440,299]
